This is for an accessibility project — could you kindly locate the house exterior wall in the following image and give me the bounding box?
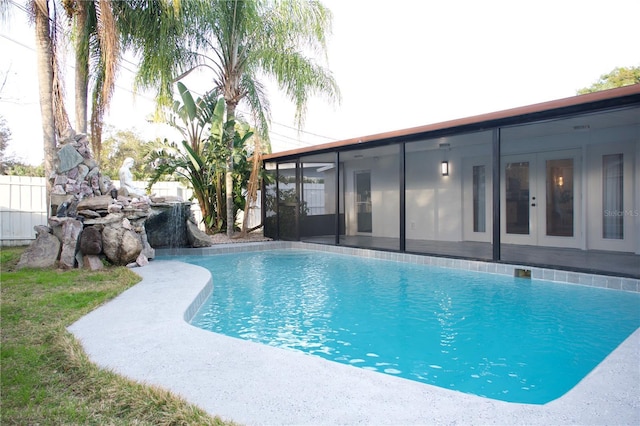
[405,147,462,241]
[342,154,400,239]
[405,131,494,243]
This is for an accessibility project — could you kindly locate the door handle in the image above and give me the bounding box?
[531,203,536,207]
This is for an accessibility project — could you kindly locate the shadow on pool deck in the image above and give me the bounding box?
[68,260,639,425]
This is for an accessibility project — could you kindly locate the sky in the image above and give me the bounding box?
[1,0,639,165]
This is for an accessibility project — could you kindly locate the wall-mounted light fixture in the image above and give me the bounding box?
[441,160,449,176]
[439,142,451,176]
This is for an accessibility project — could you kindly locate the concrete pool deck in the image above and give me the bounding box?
[68,257,640,425]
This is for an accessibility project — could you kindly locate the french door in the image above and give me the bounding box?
[501,150,581,248]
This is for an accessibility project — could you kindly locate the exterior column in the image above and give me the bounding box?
[335,152,340,246]
[400,142,406,252]
[492,128,501,261]
[275,163,280,239]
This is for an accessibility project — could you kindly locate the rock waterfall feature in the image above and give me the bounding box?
[17,130,212,270]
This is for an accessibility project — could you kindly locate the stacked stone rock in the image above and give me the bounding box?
[17,130,155,270]
[51,132,107,200]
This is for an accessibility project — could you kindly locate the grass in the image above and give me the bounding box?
[1,246,236,425]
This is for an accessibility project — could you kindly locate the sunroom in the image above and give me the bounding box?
[262,85,640,278]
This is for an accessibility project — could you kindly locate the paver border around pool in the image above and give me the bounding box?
[68,242,639,425]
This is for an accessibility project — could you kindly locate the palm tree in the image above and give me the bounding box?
[114,0,199,109]
[32,0,70,214]
[63,0,193,161]
[63,0,120,160]
[181,0,341,236]
[62,0,88,134]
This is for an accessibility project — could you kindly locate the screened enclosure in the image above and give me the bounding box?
[263,87,640,278]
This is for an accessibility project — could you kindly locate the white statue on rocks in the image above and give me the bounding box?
[118,157,146,197]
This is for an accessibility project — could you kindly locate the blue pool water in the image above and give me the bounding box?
[167,250,640,404]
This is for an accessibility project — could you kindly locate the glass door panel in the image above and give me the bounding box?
[537,150,580,248]
[546,158,574,237]
[505,161,530,235]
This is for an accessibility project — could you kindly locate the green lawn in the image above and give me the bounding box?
[0,246,236,425]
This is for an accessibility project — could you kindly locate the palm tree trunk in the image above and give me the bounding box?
[74,1,88,134]
[196,193,211,234]
[225,101,237,237]
[215,171,223,231]
[241,138,262,236]
[225,159,234,237]
[34,0,56,216]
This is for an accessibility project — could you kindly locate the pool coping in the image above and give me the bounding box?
[68,242,639,425]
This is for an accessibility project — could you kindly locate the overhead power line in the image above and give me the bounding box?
[269,120,336,141]
[268,130,316,146]
[236,106,337,142]
[0,33,32,50]
[5,0,340,144]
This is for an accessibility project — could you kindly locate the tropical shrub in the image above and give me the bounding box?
[148,83,253,234]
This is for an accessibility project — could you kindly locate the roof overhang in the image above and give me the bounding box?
[264,84,640,161]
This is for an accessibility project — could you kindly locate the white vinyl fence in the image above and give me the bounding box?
[279,182,326,215]
[0,176,48,247]
[301,183,326,215]
[0,176,262,247]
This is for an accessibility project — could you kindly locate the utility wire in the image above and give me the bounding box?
[0,32,159,104]
[269,120,336,140]
[269,130,316,146]
[5,0,339,145]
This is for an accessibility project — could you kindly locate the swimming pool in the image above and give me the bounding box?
[169,249,640,404]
